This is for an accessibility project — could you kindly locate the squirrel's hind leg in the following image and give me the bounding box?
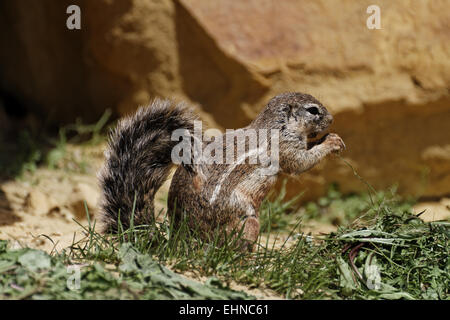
[238,216,260,252]
[224,215,259,252]
[225,189,260,251]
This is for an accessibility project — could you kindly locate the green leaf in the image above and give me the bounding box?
[377,291,415,300]
[118,243,140,273]
[117,243,253,300]
[18,250,51,272]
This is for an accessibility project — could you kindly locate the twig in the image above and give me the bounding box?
[348,243,364,281]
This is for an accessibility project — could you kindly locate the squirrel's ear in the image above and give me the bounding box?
[282,104,292,117]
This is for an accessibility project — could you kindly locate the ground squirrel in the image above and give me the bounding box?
[99,92,345,250]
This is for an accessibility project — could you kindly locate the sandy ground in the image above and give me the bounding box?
[0,166,172,253]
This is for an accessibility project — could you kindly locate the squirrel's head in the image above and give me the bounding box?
[253,92,333,142]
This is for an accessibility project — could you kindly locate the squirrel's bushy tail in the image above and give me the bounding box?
[98,99,196,233]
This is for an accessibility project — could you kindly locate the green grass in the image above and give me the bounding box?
[0,110,111,179]
[1,187,447,300]
[0,240,251,300]
[259,179,302,232]
[301,183,416,226]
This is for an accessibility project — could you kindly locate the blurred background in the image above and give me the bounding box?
[0,0,449,248]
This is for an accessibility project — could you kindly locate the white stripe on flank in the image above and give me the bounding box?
[209,148,260,204]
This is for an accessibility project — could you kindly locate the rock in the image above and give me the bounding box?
[177,0,450,200]
[24,190,53,216]
[414,198,450,222]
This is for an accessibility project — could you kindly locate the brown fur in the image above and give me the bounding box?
[99,92,345,250]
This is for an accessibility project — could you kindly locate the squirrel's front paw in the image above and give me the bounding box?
[324,133,346,153]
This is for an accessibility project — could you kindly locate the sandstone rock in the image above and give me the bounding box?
[0,0,449,200]
[414,198,450,222]
[25,190,54,216]
[178,0,450,199]
[0,0,94,123]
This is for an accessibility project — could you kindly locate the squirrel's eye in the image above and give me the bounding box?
[306,106,319,115]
